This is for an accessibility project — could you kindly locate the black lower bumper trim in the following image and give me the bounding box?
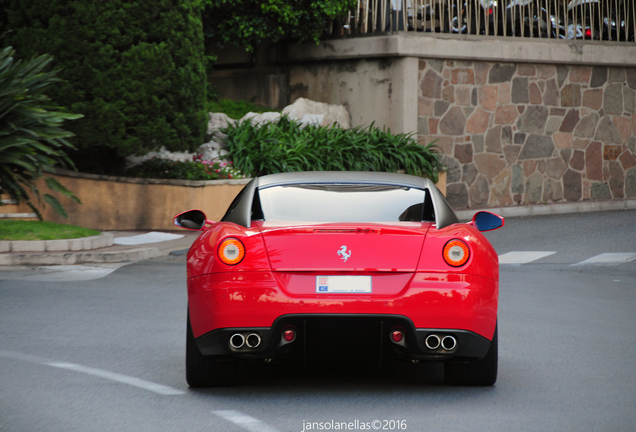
[195,314,492,361]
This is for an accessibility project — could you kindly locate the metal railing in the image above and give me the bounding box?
[333,0,635,42]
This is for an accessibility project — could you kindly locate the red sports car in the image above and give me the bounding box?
[174,171,504,386]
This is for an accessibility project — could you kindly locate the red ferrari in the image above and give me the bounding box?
[174,171,504,386]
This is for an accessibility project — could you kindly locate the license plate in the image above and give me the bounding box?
[316,276,372,293]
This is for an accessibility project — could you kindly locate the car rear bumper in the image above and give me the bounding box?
[188,270,497,360]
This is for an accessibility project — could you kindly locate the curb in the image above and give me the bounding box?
[0,246,166,266]
[0,233,114,253]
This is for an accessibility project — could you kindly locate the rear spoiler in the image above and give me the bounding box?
[424,178,460,230]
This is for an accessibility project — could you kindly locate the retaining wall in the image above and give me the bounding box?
[18,171,250,231]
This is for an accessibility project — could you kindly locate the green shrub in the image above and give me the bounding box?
[0,46,81,219]
[125,157,244,181]
[223,116,444,182]
[1,0,208,172]
[206,98,277,120]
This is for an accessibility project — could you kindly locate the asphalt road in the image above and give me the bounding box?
[1,210,635,432]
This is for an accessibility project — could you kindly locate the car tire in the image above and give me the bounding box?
[444,324,498,386]
[186,312,237,387]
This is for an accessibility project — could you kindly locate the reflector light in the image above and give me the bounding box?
[282,329,296,342]
[390,330,404,343]
[443,239,470,267]
[218,238,245,265]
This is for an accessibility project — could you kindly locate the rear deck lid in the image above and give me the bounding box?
[257,222,431,272]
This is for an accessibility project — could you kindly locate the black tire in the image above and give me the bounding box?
[186,313,237,387]
[444,325,498,386]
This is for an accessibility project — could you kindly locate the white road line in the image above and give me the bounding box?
[573,253,636,266]
[0,263,130,282]
[213,410,282,432]
[498,251,556,264]
[113,232,183,245]
[0,349,52,364]
[46,362,185,395]
[0,349,184,396]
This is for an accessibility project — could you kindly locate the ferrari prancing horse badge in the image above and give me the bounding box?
[337,245,352,262]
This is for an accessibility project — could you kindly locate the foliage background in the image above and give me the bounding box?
[0,0,208,173]
[203,0,356,50]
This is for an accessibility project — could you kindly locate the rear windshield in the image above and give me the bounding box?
[257,183,430,222]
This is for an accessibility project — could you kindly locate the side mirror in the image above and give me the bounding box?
[173,209,209,230]
[472,211,504,232]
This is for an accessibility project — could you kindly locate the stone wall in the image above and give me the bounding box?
[417,60,636,209]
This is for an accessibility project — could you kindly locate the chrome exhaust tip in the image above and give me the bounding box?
[229,333,245,349]
[245,333,261,349]
[425,334,441,350]
[441,335,457,351]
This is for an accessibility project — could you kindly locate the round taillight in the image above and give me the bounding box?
[443,239,470,267]
[390,330,404,343]
[218,238,245,265]
[282,329,296,342]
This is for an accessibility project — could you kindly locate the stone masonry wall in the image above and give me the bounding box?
[417,59,636,209]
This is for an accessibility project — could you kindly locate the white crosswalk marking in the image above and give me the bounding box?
[212,410,281,432]
[572,253,636,266]
[498,251,556,264]
[498,251,636,265]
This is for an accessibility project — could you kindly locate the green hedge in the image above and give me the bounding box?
[1,0,207,173]
[223,117,444,182]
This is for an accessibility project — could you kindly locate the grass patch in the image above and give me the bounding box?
[206,98,277,119]
[0,220,100,241]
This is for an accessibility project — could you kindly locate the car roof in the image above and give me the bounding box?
[222,171,459,230]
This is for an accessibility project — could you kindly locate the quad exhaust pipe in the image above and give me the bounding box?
[230,333,246,349]
[246,333,261,348]
[425,334,441,350]
[229,332,261,350]
[425,334,457,351]
[441,335,457,351]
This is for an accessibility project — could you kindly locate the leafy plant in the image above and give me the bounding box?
[222,116,444,182]
[125,156,244,181]
[0,46,82,219]
[206,98,278,120]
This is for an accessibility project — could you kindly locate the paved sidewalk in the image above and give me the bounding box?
[0,230,201,266]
